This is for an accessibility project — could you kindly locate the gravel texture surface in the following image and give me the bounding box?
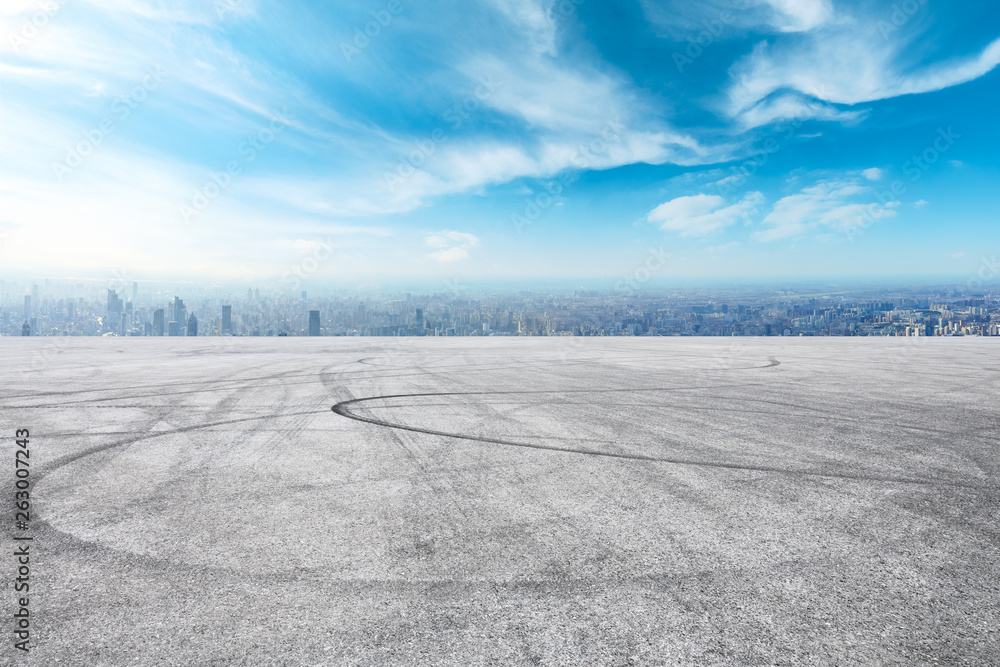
[1,337,998,665]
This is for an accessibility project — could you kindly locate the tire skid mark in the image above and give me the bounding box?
[332,389,988,489]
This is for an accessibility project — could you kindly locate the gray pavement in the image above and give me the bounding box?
[1,337,998,665]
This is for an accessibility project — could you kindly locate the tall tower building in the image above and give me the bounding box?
[187,314,198,337]
[107,289,124,317]
[171,297,186,325]
[222,305,232,334]
[309,310,320,336]
[153,309,165,336]
[21,321,30,337]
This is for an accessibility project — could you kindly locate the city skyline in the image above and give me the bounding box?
[2,1,999,282]
[7,278,998,338]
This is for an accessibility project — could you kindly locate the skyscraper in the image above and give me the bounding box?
[23,295,30,318]
[222,305,232,334]
[153,309,165,336]
[168,321,180,337]
[171,297,186,325]
[107,289,124,317]
[309,310,320,336]
[187,314,198,337]
[21,321,30,337]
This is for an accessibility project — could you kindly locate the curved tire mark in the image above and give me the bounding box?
[332,389,984,488]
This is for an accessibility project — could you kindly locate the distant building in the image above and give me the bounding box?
[171,297,186,326]
[21,321,30,337]
[23,295,30,318]
[187,314,198,337]
[153,309,165,336]
[107,289,124,317]
[309,310,320,336]
[222,305,232,334]
[168,321,180,337]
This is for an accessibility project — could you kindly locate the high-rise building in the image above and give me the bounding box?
[153,309,165,336]
[309,310,320,336]
[171,297,186,326]
[187,314,198,337]
[168,321,180,337]
[21,321,30,337]
[222,305,232,334]
[23,295,30,318]
[107,289,124,317]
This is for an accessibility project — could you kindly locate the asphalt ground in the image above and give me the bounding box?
[1,337,997,665]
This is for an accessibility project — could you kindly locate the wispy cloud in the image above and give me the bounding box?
[755,174,898,241]
[425,230,480,263]
[649,192,764,236]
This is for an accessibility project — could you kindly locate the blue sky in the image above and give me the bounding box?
[2,0,999,287]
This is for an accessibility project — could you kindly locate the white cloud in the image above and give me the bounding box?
[709,241,742,252]
[862,167,883,181]
[425,231,480,248]
[949,252,965,259]
[641,0,832,38]
[424,230,480,263]
[760,0,833,33]
[649,192,764,236]
[724,5,1000,128]
[427,247,470,263]
[755,176,898,242]
[914,199,929,208]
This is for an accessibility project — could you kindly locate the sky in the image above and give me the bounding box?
[2,0,999,289]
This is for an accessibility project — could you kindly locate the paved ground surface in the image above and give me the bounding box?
[1,337,998,665]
